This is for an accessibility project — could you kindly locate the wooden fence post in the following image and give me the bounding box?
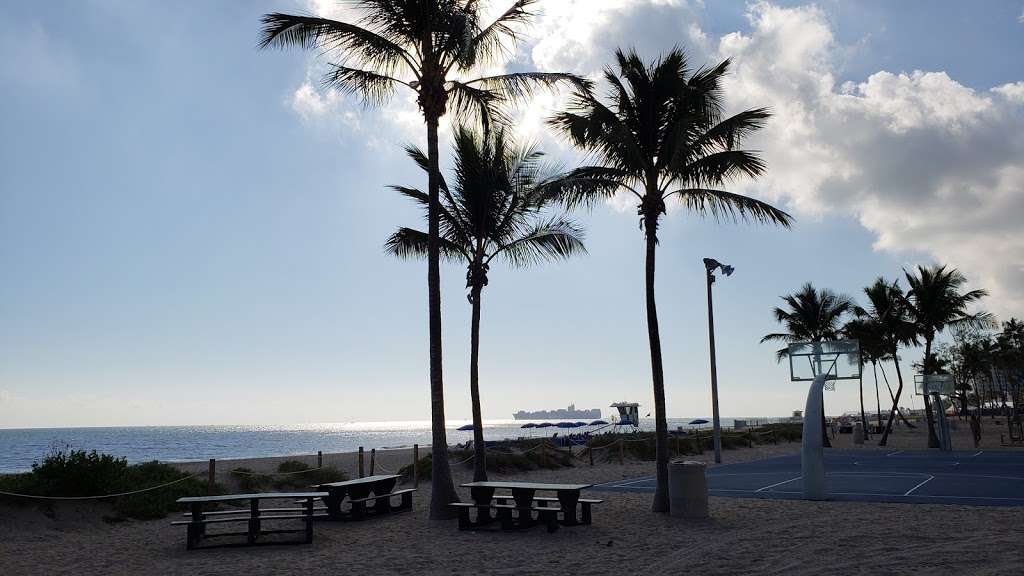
[208,459,216,494]
[317,451,323,468]
[413,444,419,488]
[358,447,365,478]
[748,429,754,448]
[619,439,624,465]
[588,438,594,467]
[370,448,376,475]
[696,430,703,454]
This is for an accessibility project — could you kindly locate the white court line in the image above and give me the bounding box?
[903,475,935,496]
[971,450,984,457]
[886,450,904,457]
[755,476,803,492]
[604,477,655,488]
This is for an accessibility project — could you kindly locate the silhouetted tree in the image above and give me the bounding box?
[258,1,588,518]
[903,265,991,448]
[763,283,852,448]
[386,126,586,481]
[546,48,792,512]
[851,279,918,446]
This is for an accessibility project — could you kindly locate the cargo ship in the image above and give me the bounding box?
[513,403,601,420]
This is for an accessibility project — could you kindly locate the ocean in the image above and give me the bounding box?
[0,417,782,473]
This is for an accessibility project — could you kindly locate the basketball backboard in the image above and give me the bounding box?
[914,373,955,396]
[788,340,861,382]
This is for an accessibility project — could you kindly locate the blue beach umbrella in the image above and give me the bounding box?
[536,422,554,428]
[589,420,608,426]
[688,419,709,427]
[520,423,537,428]
[457,424,475,431]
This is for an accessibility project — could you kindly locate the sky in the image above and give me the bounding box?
[1,0,1022,428]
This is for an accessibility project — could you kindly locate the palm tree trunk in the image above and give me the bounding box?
[425,114,459,519]
[873,361,882,430]
[880,362,915,428]
[921,338,940,448]
[643,216,670,514]
[469,283,487,482]
[879,352,908,446]
[859,371,868,439]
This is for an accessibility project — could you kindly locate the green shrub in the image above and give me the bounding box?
[230,467,272,493]
[271,461,347,489]
[0,447,221,520]
[398,455,431,483]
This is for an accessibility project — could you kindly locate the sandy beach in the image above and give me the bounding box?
[2,422,1022,575]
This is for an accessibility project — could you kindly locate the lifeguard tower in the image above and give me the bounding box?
[610,402,640,430]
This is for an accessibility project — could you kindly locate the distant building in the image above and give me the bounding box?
[513,403,601,420]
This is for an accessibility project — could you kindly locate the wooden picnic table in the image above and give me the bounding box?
[315,474,413,519]
[174,492,327,549]
[459,481,595,530]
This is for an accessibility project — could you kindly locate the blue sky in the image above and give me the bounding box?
[1,1,1022,428]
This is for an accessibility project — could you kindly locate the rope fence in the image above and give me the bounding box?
[0,471,204,501]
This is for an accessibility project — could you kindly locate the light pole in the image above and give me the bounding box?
[703,257,734,464]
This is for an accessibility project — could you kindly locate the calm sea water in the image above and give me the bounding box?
[0,417,781,473]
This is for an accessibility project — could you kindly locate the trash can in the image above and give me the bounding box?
[668,460,708,518]
[853,422,865,445]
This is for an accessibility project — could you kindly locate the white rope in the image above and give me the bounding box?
[229,466,325,477]
[0,472,203,500]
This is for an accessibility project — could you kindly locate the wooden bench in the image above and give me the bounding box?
[491,495,603,525]
[174,492,326,549]
[449,502,559,533]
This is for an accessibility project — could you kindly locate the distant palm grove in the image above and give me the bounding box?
[256,1,1010,518]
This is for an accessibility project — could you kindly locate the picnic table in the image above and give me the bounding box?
[453,481,600,532]
[315,474,415,520]
[173,492,327,549]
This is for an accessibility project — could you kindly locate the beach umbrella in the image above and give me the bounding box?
[688,419,709,426]
[520,423,537,428]
[457,424,475,431]
[574,421,587,427]
[556,421,575,428]
[589,419,608,426]
[536,422,554,428]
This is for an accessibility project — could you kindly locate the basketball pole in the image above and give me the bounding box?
[802,373,828,500]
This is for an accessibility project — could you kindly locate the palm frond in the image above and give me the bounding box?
[491,218,587,267]
[669,188,793,227]
[465,72,592,104]
[322,65,405,105]
[445,80,507,128]
[257,13,415,75]
[536,166,634,209]
[384,227,469,262]
[466,0,538,65]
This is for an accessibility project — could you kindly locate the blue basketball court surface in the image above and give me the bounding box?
[593,449,1024,507]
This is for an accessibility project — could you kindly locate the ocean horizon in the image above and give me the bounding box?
[0,417,785,473]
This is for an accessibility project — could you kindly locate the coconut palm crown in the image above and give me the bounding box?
[761,283,854,359]
[903,264,992,447]
[546,47,792,513]
[386,126,586,481]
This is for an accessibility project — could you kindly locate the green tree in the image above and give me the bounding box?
[547,48,792,512]
[258,1,587,518]
[903,265,991,448]
[386,126,586,481]
[850,279,918,446]
[762,283,852,448]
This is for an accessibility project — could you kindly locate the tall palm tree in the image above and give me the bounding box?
[762,283,852,448]
[851,279,918,446]
[385,126,586,481]
[546,48,792,512]
[258,1,588,518]
[842,317,875,437]
[903,265,991,448]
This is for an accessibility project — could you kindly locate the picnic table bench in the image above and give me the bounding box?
[172,492,327,550]
[314,474,415,520]
[452,481,600,533]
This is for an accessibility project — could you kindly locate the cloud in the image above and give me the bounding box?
[715,2,1024,317]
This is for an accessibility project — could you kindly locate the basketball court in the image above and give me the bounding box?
[594,449,1024,507]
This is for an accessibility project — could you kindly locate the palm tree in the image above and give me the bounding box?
[546,48,792,512]
[851,279,918,446]
[842,318,875,438]
[258,1,588,518]
[903,265,991,448]
[385,126,586,481]
[762,283,852,448]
